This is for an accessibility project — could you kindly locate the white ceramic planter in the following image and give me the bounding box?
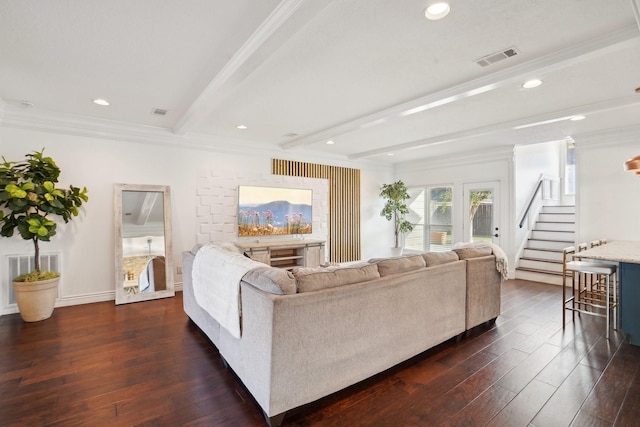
[12,277,59,322]
[390,247,403,257]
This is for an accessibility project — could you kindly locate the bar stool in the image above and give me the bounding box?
[563,243,618,339]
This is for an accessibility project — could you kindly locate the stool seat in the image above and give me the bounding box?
[566,261,617,275]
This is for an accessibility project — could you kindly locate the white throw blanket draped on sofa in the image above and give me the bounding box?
[453,241,509,279]
[192,244,264,338]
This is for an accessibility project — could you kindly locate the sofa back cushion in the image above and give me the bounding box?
[422,251,459,266]
[242,267,297,295]
[293,263,380,293]
[454,246,493,259]
[368,254,426,277]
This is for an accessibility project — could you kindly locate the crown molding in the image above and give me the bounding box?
[0,105,390,169]
[282,25,640,150]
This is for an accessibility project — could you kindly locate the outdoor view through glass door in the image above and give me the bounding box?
[463,182,500,246]
[405,186,453,252]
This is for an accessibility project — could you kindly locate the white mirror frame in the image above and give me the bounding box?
[114,184,174,305]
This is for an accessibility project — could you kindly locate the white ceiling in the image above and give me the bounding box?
[1,0,639,164]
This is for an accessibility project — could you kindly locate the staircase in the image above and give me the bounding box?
[516,205,575,285]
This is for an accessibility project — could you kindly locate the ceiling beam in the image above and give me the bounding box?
[135,192,160,226]
[281,25,640,150]
[348,96,640,159]
[173,0,309,135]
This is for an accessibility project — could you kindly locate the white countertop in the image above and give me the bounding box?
[577,241,640,264]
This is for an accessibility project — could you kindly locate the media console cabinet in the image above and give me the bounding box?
[236,239,326,269]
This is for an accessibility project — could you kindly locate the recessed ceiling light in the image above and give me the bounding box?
[236,125,247,130]
[522,79,542,89]
[387,153,395,156]
[570,115,586,121]
[326,140,335,145]
[92,98,110,106]
[425,2,450,20]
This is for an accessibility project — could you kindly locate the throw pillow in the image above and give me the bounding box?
[368,254,426,277]
[242,267,297,295]
[293,263,380,293]
[454,247,493,259]
[422,251,459,266]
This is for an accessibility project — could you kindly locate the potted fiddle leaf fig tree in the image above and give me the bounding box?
[0,149,88,322]
[380,180,414,256]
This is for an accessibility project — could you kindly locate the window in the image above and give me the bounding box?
[565,142,575,195]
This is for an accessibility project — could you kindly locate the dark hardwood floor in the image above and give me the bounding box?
[1,279,640,426]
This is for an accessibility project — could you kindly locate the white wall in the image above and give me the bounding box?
[0,126,392,314]
[576,139,640,243]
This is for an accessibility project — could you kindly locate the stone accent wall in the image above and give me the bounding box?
[195,170,329,245]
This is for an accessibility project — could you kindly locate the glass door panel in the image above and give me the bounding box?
[405,186,453,252]
[464,182,500,245]
[428,187,452,252]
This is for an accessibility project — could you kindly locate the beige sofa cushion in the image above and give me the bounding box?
[293,264,380,293]
[369,255,426,277]
[422,251,459,266]
[242,267,297,295]
[454,247,492,259]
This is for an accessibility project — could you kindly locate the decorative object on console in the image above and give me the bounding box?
[238,185,312,236]
[379,180,414,255]
[625,154,640,175]
[0,149,89,321]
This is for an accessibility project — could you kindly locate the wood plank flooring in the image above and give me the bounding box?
[1,279,640,426]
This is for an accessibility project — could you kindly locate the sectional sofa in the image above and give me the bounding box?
[182,245,502,426]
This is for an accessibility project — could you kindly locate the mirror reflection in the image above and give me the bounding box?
[114,184,174,305]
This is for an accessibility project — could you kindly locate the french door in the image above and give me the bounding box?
[463,182,500,246]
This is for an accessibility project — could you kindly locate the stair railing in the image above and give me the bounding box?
[518,174,559,229]
[519,180,544,229]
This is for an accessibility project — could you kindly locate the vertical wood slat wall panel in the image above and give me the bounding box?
[272,159,360,262]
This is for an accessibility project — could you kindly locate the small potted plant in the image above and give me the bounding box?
[379,180,414,256]
[0,149,88,321]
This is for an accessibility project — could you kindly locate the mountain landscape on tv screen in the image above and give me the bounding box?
[238,200,312,236]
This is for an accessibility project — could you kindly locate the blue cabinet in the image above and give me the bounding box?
[620,262,640,346]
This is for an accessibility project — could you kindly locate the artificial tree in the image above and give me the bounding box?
[0,149,88,281]
[379,180,414,249]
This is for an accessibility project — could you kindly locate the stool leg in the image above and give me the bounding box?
[562,277,566,327]
[572,271,576,321]
[605,275,610,340]
[613,273,618,330]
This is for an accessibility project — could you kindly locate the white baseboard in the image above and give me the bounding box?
[1,282,184,317]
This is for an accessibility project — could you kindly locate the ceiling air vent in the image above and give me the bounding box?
[151,108,168,116]
[475,47,519,67]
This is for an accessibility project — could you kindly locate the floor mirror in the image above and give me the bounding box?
[114,184,174,304]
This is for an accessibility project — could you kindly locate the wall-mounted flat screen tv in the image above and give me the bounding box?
[238,186,312,236]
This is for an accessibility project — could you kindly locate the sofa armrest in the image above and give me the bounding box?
[465,255,501,329]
